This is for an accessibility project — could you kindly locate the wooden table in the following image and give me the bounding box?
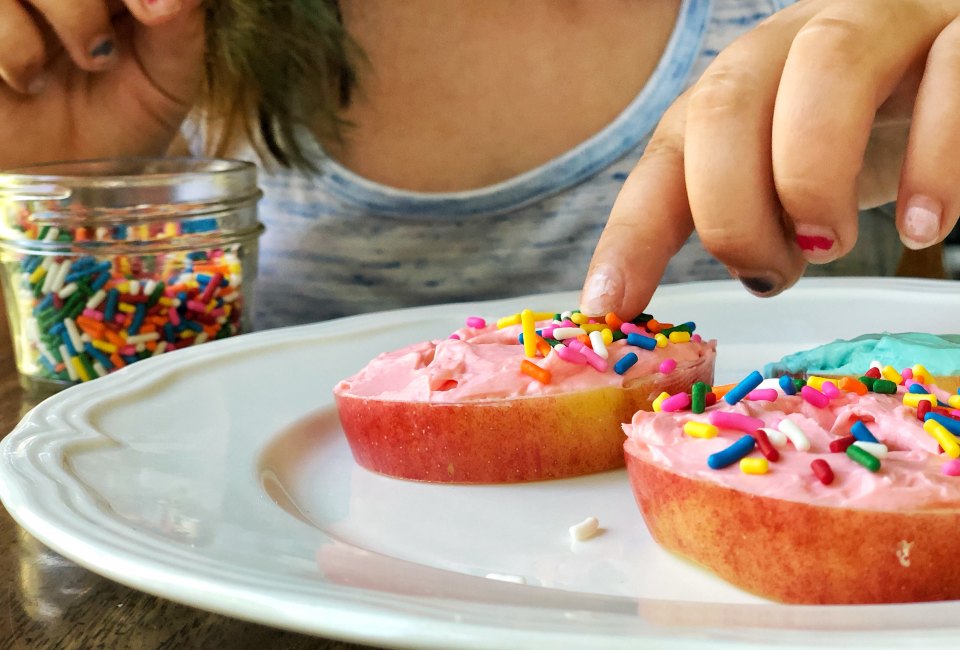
[0,316,372,650]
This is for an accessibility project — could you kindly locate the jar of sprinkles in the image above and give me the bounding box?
[0,158,263,396]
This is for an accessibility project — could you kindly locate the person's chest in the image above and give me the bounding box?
[322,0,681,192]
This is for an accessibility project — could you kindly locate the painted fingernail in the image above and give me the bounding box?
[143,0,182,16]
[739,276,776,295]
[901,195,941,250]
[729,270,783,297]
[794,224,837,263]
[90,37,116,62]
[26,73,47,95]
[580,263,624,316]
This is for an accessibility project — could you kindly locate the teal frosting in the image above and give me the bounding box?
[764,332,960,377]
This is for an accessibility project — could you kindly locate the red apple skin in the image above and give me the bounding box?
[625,450,960,604]
[335,354,713,483]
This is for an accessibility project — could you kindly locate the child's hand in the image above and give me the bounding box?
[0,0,204,167]
[581,0,960,318]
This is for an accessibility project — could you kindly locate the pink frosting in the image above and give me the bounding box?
[335,321,715,403]
[624,391,960,512]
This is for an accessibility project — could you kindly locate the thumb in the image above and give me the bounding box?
[87,1,205,155]
[92,1,205,131]
[580,95,694,320]
[129,0,206,107]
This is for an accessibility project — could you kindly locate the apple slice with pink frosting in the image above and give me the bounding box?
[335,315,716,483]
[624,384,960,604]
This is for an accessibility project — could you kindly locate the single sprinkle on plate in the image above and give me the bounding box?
[569,516,600,542]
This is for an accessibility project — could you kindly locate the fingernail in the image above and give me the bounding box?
[901,195,942,250]
[580,263,624,316]
[89,37,116,62]
[793,224,838,263]
[143,0,182,16]
[729,270,783,297]
[26,73,47,95]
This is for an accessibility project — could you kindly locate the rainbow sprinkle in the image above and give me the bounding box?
[468,309,704,383]
[6,218,248,387]
[648,363,960,482]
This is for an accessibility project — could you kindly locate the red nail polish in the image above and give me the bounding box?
[795,234,833,251]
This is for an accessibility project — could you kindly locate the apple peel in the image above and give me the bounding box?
[335,351,715,483]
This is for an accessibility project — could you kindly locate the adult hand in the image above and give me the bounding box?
[581,0,960,317]
[0,0,204,168]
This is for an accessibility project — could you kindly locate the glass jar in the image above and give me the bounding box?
[0,158,263,396]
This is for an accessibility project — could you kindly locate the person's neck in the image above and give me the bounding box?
[320,0,682,192]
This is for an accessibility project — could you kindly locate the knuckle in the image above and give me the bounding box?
[792,13,872,69]
[601,219,640,241]
[754,11,781,31]
[775,174,830,216]
[694,223,757,263]
[687,66,761,119]
[639,132,684,167]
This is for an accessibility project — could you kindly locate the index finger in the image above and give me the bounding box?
[580,95,694,319]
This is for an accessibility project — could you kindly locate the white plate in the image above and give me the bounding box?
[3,278,960,649]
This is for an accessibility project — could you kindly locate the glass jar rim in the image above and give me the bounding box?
[0,157,259,202]
[0,157,254,183]
[0,156,263,244]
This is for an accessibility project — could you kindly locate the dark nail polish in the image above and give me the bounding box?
[90,39,114,59]
[739,276,777,295]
